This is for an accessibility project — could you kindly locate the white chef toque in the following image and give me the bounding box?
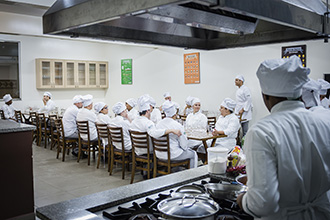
[44,91,52,98]
[191,97,201,106]
[302,79,322,108]
[235,75,245,82]
[94,102,106,113]
[137,95,151,112]
[112,102,126,115]
[72,95,83,104]
[221,98,236,111]
[125,98,137,108]
[82,94,93,107]
[317,79,330,95]
[163,92,171,98]
[162,100,176,117]
[256,55,310,99]
[3,94,12,102]
[185,96,195,106]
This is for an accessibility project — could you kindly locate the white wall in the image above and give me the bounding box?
[1,12,330,126]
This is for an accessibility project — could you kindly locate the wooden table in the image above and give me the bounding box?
[186,132,227,164]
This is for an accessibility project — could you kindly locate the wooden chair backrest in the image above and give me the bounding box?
[151,134,170,161]
[76,121,90,141]
[207,116,216,126]
[29,111,38,126]
[37,113,47,128]
[129,130,150,155]
[15,110,23,123]
[0,109,5,119]
[96,123,110,146]
[108,126,125,151]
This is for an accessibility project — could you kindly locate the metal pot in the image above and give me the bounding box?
[171,185,209,198]
[157,195,219,220]
[204,183,247,200]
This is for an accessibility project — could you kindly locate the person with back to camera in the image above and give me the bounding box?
[237,55,330,220]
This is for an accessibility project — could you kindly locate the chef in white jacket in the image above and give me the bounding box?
[237,55,330,220]
[126,98,139,121]
[76,94,98,141]
[181,96,194,116]
[62,95,83,138]
[38,91,56,113]
[148,95,162,125]
[318,79,330,109]
[129,95,181,156]
[109,102,132,151]
[234,75,252,136]
[156,100,197,168]
[185,97,208,149]
[212,98,240,150]
[163,92,180,113]
[95,102,111,125]
[1,94,16,120]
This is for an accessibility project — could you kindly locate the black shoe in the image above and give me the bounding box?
[82,153,88,159]
[72,151,78,157]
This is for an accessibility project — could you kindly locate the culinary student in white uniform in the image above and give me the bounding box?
[129,95,182,156]
[62,95,83,138]
[95,102,111,125]
[163,92,180,113]
[318,78,330,109]
[181,96,194,116]
[237,55,330,220]
[109,102,132,151]
[125,98,139,121]
[1,94,16,120]
[185,97,208,149]
[38,91,56,113]
[156,100,198,168]
[234,75,252,137]
[212,98,240,151]
[147,94,162,125]
[76,94,98,141]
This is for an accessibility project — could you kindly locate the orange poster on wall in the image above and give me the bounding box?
[184,52,200,84]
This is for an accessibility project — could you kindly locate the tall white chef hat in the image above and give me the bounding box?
[317,79,330,95]
[163,92,171,98]
[162,100,176,117]
[43,91,52,98]
[256,55,310,98]
[235,75,245,82]
[82,94,93,107]
[191,97,201,106]
[147,95,156,107]
[137,95,151,112]
[112,102,126,115]
[221,98,236,111]
[185,96,194,106]
[126,98,137,108]
[3,94,12,102]
[72,95,83,104]
[302,79,321,108]
[94,102,106,113]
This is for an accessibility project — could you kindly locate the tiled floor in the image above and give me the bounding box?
[33,143,144,210]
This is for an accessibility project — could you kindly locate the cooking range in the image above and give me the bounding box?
[98,177,252,220]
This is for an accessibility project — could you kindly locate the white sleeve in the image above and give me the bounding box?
[223,117,240,136]
[243,87,252,111]
[146,121,166,138]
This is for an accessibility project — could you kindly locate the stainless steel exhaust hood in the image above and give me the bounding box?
[43,0,330,50]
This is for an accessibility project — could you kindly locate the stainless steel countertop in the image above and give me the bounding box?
[0,119,35,133]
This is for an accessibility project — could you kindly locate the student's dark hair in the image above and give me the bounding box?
[139,110,147,116]
[229,109,233,114]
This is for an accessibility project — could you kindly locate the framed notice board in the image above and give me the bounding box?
[184,52,200,84]
[281,45,306,67]
[121,59,132,84]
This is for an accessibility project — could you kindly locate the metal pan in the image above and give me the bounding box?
[204,183,247,200]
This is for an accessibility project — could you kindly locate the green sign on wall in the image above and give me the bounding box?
[121,59,132,84]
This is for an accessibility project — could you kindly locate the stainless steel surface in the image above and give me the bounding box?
[204,183,247,200]
[43,0,330,50]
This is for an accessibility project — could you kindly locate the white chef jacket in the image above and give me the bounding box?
[76,108,98,141]
[96,113,112,125]
[109,115,132,151]
[242,101,330,220]
[62,105,80,137]
[129,115,165,155]
[235,84,253,121]
[127,108,139,121]
[321,97,330,109]
[150,108,162,125]
[155,117,187,159]
[214,113,240,149]
[1,104,16,119]
[38,99,56,113]
[185,111,208,148]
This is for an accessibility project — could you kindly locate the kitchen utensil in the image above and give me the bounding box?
[204,183,247,200]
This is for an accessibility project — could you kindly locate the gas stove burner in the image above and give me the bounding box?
[128,213,157,220]
[217,214,242,220]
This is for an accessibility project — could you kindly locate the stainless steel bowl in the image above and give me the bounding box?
[204,183,247,200]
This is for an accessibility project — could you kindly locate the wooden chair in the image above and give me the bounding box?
[48,114,58,150]
[207,116,216,128]
[30,111,39,145]
[76,121,99,166]
[96,123,111,169]
[129,130,153,184]
[0,109,5,119]
[108,126,131,179]
[37,113,51,148]
[151,135,190,178]
[55,118,78,161]
[14,110,24,123]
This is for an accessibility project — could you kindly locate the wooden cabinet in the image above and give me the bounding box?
[36,59,108,89]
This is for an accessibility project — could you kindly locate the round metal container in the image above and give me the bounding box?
[204,183,247,200]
